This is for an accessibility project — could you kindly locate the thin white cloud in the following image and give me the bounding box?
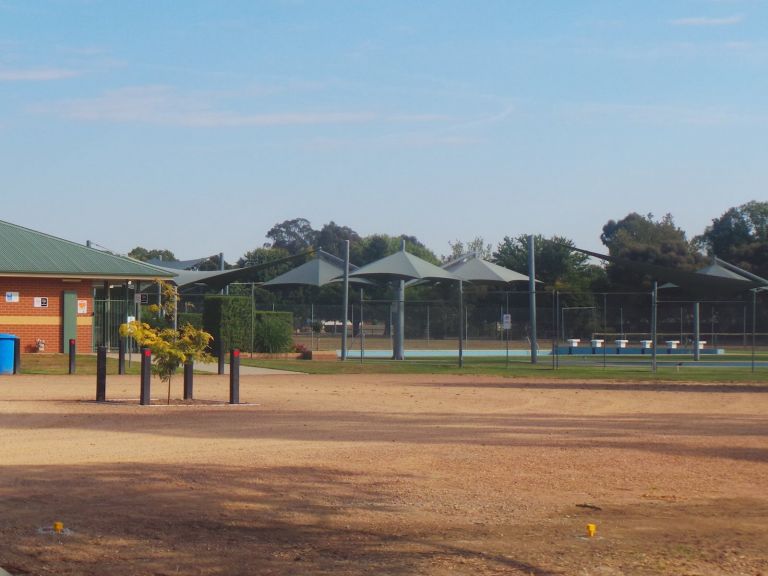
[50,85,445,128]
[559,101,766,126]
[670,14,743,26]
[0,68,80,81]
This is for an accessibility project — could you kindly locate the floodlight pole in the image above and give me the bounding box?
[528,235,538,364]
[651,281,658,374]
[458,280,464,368]
[393,240,406,361]
[360,288,365,364]
[341,240,350,361]
[693,302,700,361]
[752,289,758,373]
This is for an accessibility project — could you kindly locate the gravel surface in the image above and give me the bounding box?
[1,373,767,575]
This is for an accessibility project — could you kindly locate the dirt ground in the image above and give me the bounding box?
[1,373,767,576]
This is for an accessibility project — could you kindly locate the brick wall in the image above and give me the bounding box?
[0,278,94,352]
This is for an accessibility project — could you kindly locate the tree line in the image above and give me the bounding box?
[129,201,768,299]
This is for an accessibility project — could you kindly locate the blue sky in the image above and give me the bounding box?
[1,0,765,261]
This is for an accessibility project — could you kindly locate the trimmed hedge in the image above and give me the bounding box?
[203,296,294,353]
[177,312,203,329]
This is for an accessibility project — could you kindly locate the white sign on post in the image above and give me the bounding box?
[502,314,512,330]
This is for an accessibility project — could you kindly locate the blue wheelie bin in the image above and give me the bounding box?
[0,333,17,375]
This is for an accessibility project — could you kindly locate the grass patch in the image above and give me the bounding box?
[240,354,768,382]
[18,354,142,375]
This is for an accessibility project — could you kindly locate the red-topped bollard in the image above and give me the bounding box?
[229,349,240,404]
[140,347,151,405]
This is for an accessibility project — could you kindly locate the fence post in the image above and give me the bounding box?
[140,347,151,406]
[96,346,107,402]
[229,349,240,404]
[184,360,194,400]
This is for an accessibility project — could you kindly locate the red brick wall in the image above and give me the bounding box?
[0,278,94,352]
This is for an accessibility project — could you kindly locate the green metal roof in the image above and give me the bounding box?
[0,220,175,279]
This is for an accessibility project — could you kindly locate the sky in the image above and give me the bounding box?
[1,0,766,263]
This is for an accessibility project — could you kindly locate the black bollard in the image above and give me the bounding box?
[140,347,151,406]
[68,339,76,375]
[229,348,240,404]
[96,346,107,402]
[118,337,126,375]
[218,346,225,375]
[183,360,194,400]
[13,337,20,374]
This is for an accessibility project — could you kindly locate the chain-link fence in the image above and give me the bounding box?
[255,290,767,354]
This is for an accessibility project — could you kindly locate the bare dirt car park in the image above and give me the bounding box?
[1,368,767,576]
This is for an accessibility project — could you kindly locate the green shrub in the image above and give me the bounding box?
[203,296,293,353]
[177,313,203,329]
[253,313,294,353]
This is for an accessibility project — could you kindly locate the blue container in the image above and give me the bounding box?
[0,333,16,375]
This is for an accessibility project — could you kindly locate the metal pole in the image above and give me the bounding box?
[341,240,350,361]
[395,279,405,360]
[752,290,757,373]
[96,346,107,402]
[140,347,151,405]
[555,291,560,369]
[229,349,240,404]
[506,292,510,368]
[13,337,20,374]
[360,288,365,364]
[693,302,700,361]
[184,360,194,400]
[458,280,464,368]
[69,339,77,375]
[528,235,538,364]
[311,303,315,351]
[250,282,254,358]
[651,281,658,373]
[117,337,125,375]
[603,294,607,369]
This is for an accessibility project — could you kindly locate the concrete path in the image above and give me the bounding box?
[192,360,302,375]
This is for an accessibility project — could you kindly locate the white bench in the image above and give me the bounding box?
[590,339,604,348]
[665,340,680,350]
[567,339,580,354]
[640,340,653,354]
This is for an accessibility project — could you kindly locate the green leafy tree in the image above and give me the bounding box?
[266,218,317,254]
[128,247,177,262]
[316,221,361,258]
[444,237,493,262]
[696,201,768,278]
[120,321,213,404]
[600,212,703,290]
[493,234,603,292]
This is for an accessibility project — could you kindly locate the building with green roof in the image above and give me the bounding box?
[0,220,174,354]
